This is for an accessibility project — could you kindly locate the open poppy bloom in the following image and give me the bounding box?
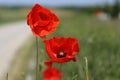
[43,37,80,67]
[43,67,62,80]
[27,4,59,38]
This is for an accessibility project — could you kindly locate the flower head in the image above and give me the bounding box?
[43,67,62,80]
[43,37,80,67]
[27,4,59,38]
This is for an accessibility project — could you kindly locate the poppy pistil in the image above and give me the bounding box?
[57,52,66,58]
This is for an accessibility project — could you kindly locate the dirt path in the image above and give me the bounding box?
[0,21,31,79]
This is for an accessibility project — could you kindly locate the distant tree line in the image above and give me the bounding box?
[80,0,120,19]
[111,0,120,18]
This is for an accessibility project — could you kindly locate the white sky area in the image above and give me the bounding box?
[0,0,115,7]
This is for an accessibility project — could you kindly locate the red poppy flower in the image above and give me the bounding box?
[27,4,59,38]
[43,67,62,80]
[43,37,80,67]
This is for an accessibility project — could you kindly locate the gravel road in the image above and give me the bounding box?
[0,21,31,79]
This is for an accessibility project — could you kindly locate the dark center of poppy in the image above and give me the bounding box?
[57,52,66,58]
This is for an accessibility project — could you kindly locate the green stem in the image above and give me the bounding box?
[59,64,62,71]
[84,57,89,80]
[36,37,39,80]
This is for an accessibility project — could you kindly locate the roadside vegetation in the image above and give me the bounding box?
[0,7,30,24]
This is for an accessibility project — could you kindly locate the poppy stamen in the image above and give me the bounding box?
[57,52,66,58]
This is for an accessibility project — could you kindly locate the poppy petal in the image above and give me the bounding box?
[27,4,59,38]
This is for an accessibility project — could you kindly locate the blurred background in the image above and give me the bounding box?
[0,0,120,80]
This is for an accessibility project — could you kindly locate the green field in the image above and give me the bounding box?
[0,7,30,24]
[35,9,120,80]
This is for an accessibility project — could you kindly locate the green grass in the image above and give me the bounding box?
[34,9,120,80]
[0,7,30,24]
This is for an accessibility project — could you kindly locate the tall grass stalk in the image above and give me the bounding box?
[6,73,8,80]
[85,57,89,80]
